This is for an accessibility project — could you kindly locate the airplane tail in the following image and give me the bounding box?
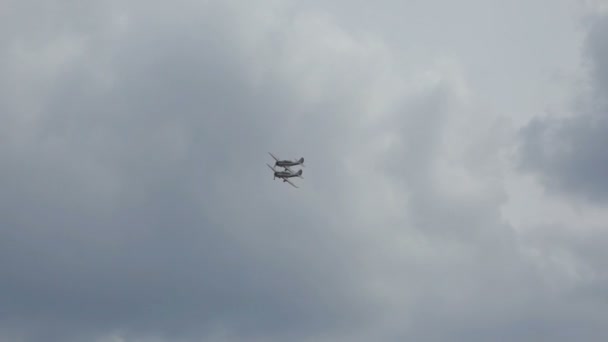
[297,169,303,178]
[299,157,305,167]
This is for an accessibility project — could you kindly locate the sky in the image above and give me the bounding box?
[1,0,607,341]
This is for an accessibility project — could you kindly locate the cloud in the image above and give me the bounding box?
[2,1,608,342]
[518,14,608,202]
[0,1,421,340]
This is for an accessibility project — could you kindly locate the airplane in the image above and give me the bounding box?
[266,163,303,188]
[268,152,305,169]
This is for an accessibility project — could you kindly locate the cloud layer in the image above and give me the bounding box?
[1,1,607,341]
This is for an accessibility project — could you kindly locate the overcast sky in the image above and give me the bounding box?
[1,1,608,341]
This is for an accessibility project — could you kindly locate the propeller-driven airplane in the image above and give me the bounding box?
[266,164,303,188]
[268,152,305,169]
[267,158,304,188]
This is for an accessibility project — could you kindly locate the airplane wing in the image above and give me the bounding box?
[283,165,293,173]
[268,152,279,161]
[284,178,298,188]
[266,163,276,172]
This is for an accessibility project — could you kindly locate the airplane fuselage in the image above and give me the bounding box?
[276,161,302,167]
[274,171,299,178]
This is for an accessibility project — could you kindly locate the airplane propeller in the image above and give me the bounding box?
[267,163,277,180]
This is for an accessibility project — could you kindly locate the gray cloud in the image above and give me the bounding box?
[2,1,608,342]
[0,2,377,341]
[519,14,608,202]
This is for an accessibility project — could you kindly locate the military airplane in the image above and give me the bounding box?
[266,164,303,188]
[268,152,305,169]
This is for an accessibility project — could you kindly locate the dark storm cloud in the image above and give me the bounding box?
[519,14,608,202]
